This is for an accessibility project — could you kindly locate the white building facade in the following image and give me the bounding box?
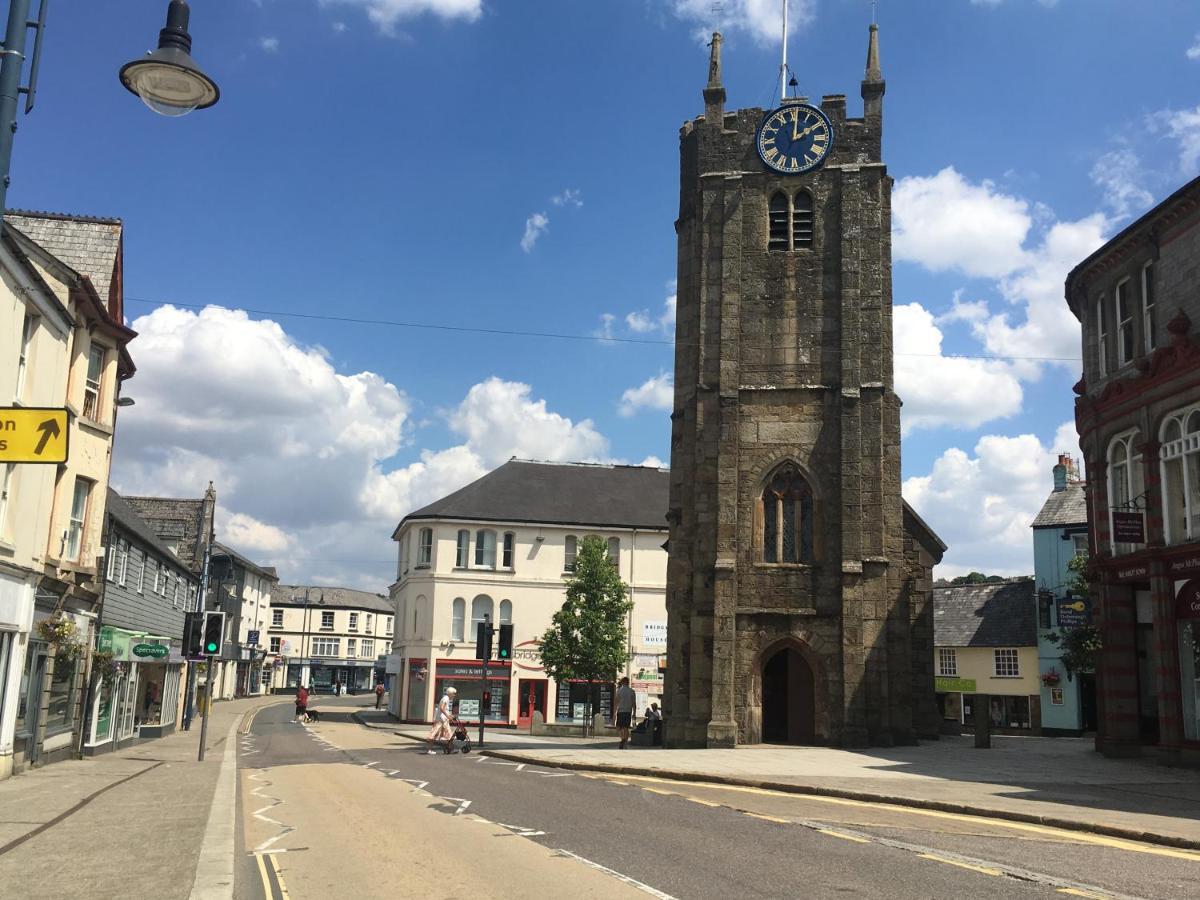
[389,461,669,727]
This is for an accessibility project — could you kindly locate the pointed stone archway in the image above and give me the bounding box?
[761,644,816,744]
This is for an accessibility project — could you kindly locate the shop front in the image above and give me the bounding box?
[555,680,614,725]
[404,658,428,722]
[85,627,183,754]
[434,660,512,726]
[1176,575,1200,747]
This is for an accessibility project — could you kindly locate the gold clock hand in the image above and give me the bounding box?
[792,111,800,141]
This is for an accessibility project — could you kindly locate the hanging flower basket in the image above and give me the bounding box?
[91,649,124,686]
[36,614,84,661]
[1041,668,1062,686]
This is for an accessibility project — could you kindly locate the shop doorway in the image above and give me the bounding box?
[517,679,547,729]
[761,645,815,744]
[1078,673,1098,732]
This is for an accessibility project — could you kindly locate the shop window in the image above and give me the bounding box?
[989,695,1031,729]
[451,598,465,641]
[1179,619,1200,742]
[760,462,814,564]
[502,532,515,569]
[320,610,335,630]
[499,599,512,625]
[44,654,79,732]
[555,681,614,722]
[938,648,957,677]
[272,608,284,628]
[474,530,497,568]
[993,648,1020,678]
[1142,262,1156,353]
[1107,430,1144,554]
[15,644,45,734]
[417,528,433,567]
[456,530,470,567]
[349,612,359,632]
[1115,279,1134,366]
[1161,405,1200,545]
[564,535,577,572]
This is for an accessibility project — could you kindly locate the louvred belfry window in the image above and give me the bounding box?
[768,192,790,251]
[761,463,814,564]
[792,191,813,247]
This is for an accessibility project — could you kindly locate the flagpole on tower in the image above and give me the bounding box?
[779,0,788,100]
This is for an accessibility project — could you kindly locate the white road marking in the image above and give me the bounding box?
[398,779,429,791]
[496,822,547,837]
[554,849,677,899]
[387,770,400,776]
[248,769,296,853]
[440,796,472,816]
[363,761,379,768]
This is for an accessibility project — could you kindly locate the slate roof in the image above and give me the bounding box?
[106,489,193,577]
[271,583,393,614]
[933,580,1037,648]
[212,541,280,581]
[123,492,213,572]
[5,210,122,304]
[1032,482,1088,529]
[399,460,672,534]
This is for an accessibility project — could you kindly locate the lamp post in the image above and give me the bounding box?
[0,1,219,240]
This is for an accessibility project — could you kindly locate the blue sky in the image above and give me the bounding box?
[11,1,1200,587]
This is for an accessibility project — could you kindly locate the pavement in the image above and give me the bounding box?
[0,693,284,900]
[353,708,1200,850]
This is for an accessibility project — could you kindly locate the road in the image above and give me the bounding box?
[236,697,1200,900]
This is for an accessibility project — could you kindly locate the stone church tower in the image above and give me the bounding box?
[664,26,945,749]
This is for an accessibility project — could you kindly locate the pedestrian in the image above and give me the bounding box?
[295,684,309,723]
[375,680,386,710]
[615,676,636,749]
[646,702,663,746]
[425,686,456,754]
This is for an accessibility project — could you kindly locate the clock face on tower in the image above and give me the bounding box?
[756,104,834,175]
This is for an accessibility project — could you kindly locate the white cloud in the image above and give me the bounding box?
[1187,34,1200,60]
[258,36,280,53]
[904,421,1079,578]
[1151,105,1200,175]
[321,0,482,36]
[894,303,1023,434]
[619,372,674,417]
[521,212,549,253]
[893,167,1033,279]
[1090,147,1154,217]
[669,0,815,44]
[551,188,583,208]
[113,306,610,590]
[595,312,616,341]
[622,283,677,336]
[332,21,348,33]
[639,455,667,469]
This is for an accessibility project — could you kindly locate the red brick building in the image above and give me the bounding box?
[1067,174,1200,766]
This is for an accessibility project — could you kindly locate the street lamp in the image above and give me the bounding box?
[119,1,220,117]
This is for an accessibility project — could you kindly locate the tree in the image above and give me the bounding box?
[538,536,633,735]
[950,572,1007,585]
[1045,553,1102,675]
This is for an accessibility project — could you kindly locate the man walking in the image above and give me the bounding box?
[615,676,636,750]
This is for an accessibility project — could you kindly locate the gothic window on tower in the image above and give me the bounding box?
[768,191,814,252]
[760,463,815,564]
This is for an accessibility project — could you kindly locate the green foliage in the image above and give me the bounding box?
[1046,553,1102,674]
[538,536,634,687]
[950,572,1006,585]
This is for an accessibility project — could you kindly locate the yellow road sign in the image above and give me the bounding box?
[0,407,69,464]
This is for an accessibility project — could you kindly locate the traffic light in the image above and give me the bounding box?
[183,612,203,657]
[475,621,493,660]
[202,611,225,656]
[497,623,513,660]
[482,690,491,706]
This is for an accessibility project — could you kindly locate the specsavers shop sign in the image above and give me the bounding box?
[1177,579,1200,620]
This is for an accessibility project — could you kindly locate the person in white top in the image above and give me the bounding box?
[426,686,456,754]
[614,677,636,749]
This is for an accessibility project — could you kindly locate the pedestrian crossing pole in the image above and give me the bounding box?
[476,614,493,748]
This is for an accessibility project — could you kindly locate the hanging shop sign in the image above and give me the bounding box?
[1111,511,1146,544]
[1056,596,1092,628]
[1176,579,1200,620]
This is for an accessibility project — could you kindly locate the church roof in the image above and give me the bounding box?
[1032,482,1088,529]
[933,580,1037,648]
[398,459,671,535]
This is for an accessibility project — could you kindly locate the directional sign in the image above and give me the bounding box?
[0,407,68,464]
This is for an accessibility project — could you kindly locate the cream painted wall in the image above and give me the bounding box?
[938,645,1041,697]
[390,520,668,724]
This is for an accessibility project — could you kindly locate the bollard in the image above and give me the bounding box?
[974,694,991,749]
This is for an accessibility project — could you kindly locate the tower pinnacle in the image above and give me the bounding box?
[703,32,726,123]
[861,23,885,121]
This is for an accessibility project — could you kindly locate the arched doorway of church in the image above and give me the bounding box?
[761,645,815,744]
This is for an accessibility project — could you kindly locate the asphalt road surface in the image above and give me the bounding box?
[236,698,1200,900]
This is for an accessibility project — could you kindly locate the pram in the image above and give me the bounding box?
[443,718,472,754]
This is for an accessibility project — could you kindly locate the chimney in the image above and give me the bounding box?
[1052,454,1071,492]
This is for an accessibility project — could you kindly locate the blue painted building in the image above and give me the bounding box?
[1031,455,1096,735]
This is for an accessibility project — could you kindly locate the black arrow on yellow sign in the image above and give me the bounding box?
[34,418,60,455]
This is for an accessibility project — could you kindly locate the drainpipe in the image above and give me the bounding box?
[627,528,637,682]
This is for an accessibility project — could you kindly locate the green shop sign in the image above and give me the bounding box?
[132,642,169,660]
[935,677,977,693]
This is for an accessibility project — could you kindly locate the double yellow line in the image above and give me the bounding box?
[254,852,291,900]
